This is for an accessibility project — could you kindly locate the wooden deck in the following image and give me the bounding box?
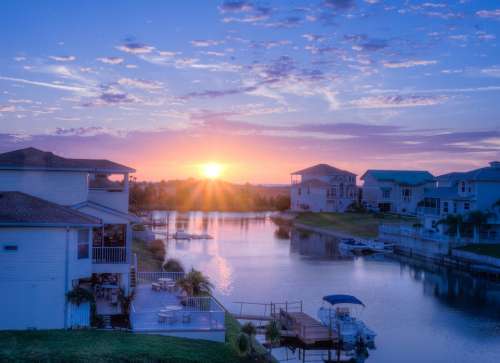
[279,311,337,345]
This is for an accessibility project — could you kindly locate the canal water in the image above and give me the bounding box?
[152,211,500,363]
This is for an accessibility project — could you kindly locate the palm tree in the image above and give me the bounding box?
[265,320,281,356]
[437,214,463,240]
[241,322,257,355]
[465,210,492,243]
[175,268,213,296]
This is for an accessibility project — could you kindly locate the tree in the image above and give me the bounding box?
[236,332,251,357]
[465,210,492,243]
[437,214,464,240]
[241,322,257,355]
[265,320,281,355]
[175,268,214,296]
[163,258,185,273]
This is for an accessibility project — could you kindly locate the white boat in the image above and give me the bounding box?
[317,294,376,348]
[365,239,394,253]
[338,238,372,254]
[172,230,191,240]
[189,233,213,240]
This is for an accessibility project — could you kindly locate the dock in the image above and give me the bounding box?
[231,300,338,347]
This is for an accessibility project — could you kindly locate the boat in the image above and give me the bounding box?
[172,230,191,240]
[338,238,373,254]
[317,294,376,348]
[365,239,394,253]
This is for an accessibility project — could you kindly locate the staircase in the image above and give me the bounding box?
[102,315,113,330]
[130,265,137,288]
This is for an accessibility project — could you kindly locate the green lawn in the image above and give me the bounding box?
[0,330,244,363]
[295,212,417,238]
[455,244,500,259]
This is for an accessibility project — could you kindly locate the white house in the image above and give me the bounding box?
[361,170,435,215]
[0,147,138,330]
[290,164,357,213]
[418,161,500,241]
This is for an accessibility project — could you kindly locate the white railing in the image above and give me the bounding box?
[379,224,452,243]
[184,296,225,312]
[92,247,128,264]
[136,271,185,283]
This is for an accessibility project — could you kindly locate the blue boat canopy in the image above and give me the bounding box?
[323,294,365,306]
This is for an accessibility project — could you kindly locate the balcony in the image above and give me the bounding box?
[92,247,128,264]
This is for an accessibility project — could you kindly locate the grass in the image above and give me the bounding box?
[132,238,164,271]
[0,330,243,363]
[455,244,500,259]
[295,212,417,238]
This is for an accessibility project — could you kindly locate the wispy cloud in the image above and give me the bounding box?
[476,9,500,19]
[350,95,447,108]
[190,39,224,47]
[383,60,437,68]
[97,56,124,64]
[116,42,155,54]
[0,76,90,93]
[117,78,163,90]
[49,55,76,62]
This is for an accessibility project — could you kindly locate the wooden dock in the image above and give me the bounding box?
[279,311,338,345]
[231,300,338,347]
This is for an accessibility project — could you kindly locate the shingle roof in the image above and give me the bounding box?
[424,187,459,199]
[292,163,355,176]
[438,162,500,182]
[361,170,435,186]
[0,147,135,173]
[0,192,101,226]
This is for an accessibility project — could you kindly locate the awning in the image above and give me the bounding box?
[322,294,365,306]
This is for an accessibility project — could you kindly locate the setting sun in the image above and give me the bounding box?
[201,162,223,180]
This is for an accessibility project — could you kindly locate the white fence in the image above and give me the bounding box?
[136,271,185,284]
[93,247,128,264]
[68,302,90,328]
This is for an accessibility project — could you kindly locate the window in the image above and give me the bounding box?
[402,188,411,200]
[461,181,465,193]
[77,229,89,259]
[464,202,470,210]
[298,187,301,196]
[382,189,391,199]
[443,202,449,213]
[3,245,18,252]
[453,202,457,213]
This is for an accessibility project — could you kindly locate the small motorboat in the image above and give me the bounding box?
[317,294,376,348]
[172,230,191,240]
[365,239,394,253]
[189,233,214,240]
[338,238,372,254]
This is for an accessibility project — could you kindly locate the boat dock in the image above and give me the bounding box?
[231,301,338,347]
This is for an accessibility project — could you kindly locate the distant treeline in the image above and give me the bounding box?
[129,178,290,212]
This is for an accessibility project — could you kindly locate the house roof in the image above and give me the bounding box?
[72,200,141,223]
[361,170,435,186]
[0,147,135,173]
[293,178,330,189]
[291,163,355,176]
[0,192,101,226]
[438,161,500,183]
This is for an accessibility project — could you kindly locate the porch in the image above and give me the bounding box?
[130,275,225,342]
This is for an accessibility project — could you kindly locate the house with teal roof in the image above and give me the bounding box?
[361,169,436,215]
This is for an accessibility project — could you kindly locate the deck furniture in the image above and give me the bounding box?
[157,312,168,323]
[182,312,192,323]
[151,282,161,291]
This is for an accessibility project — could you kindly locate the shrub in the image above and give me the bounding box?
[163,258,185,273]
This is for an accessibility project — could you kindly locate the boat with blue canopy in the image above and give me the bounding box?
[317,294,376,348]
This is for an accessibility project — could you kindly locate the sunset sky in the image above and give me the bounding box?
[1,0,499,183]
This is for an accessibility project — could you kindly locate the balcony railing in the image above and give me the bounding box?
[92,247,128,264]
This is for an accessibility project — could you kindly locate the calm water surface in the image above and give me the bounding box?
[152,211,500,363]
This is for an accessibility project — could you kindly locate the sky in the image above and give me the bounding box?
[0,0,499,183]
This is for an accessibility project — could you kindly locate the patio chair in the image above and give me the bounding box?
[157,313,168,323]
[182,312,192,323]
[151,282,161,291]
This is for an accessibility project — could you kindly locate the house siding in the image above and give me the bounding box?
[0,170,88,206]
[0,227,91,329]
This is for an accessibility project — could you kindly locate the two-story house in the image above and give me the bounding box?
[361,170,435,215]
[418,161,500,240]
[0,147,137,330]
[290,164,357,213]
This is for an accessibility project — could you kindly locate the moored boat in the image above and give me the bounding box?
[317,294,376,348]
